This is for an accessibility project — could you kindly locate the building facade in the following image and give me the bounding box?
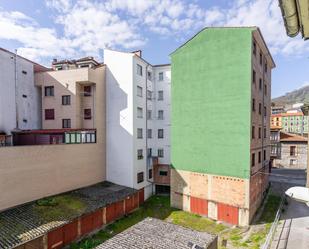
[281,111,308,134]
[0,48,45,136]
[105,49,171,200]
[35,57,102,131]
[171,27,275,226]
[272,132,308,169]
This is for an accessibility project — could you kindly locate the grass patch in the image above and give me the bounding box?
[34,194,87,222]
[168,211,227,234]
[258,195,281,224]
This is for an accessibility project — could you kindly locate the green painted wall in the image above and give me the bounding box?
[171,28,254,179]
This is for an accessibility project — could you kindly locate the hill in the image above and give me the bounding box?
[272,86,309,106]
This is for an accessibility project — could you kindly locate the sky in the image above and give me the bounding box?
[0,0,308,98]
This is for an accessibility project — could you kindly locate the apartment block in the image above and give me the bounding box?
[105,49,171,199]
[171,27,275,226]
[0,48,46,137]
[35,57,101,131]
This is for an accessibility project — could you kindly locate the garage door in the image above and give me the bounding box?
[217,203,239,225]
[190,196,208,216]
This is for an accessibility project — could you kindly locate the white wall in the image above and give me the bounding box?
[0,50,41,134]
[152,65,171,165]
[105,49,135,188]
[105,49,171,198]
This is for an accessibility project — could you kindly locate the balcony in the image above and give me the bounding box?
[12,129,96,146]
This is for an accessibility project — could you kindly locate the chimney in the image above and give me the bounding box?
[132,50,142,57]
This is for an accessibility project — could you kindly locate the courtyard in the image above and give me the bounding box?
[71,192,281,249]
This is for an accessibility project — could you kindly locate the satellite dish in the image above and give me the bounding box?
[285,186,309,207]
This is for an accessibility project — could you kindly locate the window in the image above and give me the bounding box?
[137,107,143,118]
[65,131,96,144]
[147,129,152,138]
[22,70,27,75]
[137,172,144,183]
[259,52,262,65]
[264,106,267,117]
[137,86,143,97]
[159,171,168,176]
[62,95,71,105]
[259,78,262,90]
[251,153,255,167]
[159,72,164,81]
[147,90,152,100]
[290,159,297,166]
[264,127,267,138]
[158,110,164,120]
[137,149,143,160]
[147,71,152,81]
[158,129,164,139]
[258,127,261,139]
[148,169,153,179]
[84,109,92,120]
[137,64,143,76]
[158,148,164,158]
[264,63,267,73]
[259,103,262,115]
[137,128,143,139]
[147,148,152,157]
[253,70,256,84]
[84,86,91,96]
[62,119,71,128]
[253,41,256,55]
[22,94,27,98]
[23,119,27,123]
[45,86,54,96]
[258,151,261,163]
[290,146,296,156]
[252,99,255,111]
[147,110,152,120]
[158,90,164,100]
[45,109,54,120]
[252,126,255,139]
[263,150,266,161]
[264,84,267,96]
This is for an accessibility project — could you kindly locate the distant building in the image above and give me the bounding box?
[271,106,285,114]
[271,114,283,129]
[270,128,281,162]
[272,132,307,169]
[170,27,275,226]
[281,111,308,134]
[0,48,47,136]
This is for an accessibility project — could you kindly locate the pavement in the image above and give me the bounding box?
[270,168,309,249]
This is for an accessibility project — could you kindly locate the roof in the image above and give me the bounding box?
[280,132,308,142]
[0,47,50,72]
[52,56,101,66]
[96,218,217,249]
[170,26,275,68]
[0,182,137,249]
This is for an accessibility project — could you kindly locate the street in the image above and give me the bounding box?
[270,168,309,249]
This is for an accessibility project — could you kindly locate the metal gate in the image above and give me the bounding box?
[190,196,208,216]
[217,203,239,225]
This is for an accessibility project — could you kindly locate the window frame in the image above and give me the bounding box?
[45,109,55,120]
[62,118,71,128]
[62,95,71,105]
[44,86,54,97]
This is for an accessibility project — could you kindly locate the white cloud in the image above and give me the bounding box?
[0,0,308,64]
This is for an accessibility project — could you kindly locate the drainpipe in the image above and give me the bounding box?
[14,49,19,130]
[145,64,154,196]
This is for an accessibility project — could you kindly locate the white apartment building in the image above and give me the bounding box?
[0,48,45,135]
[105,49,171,199]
